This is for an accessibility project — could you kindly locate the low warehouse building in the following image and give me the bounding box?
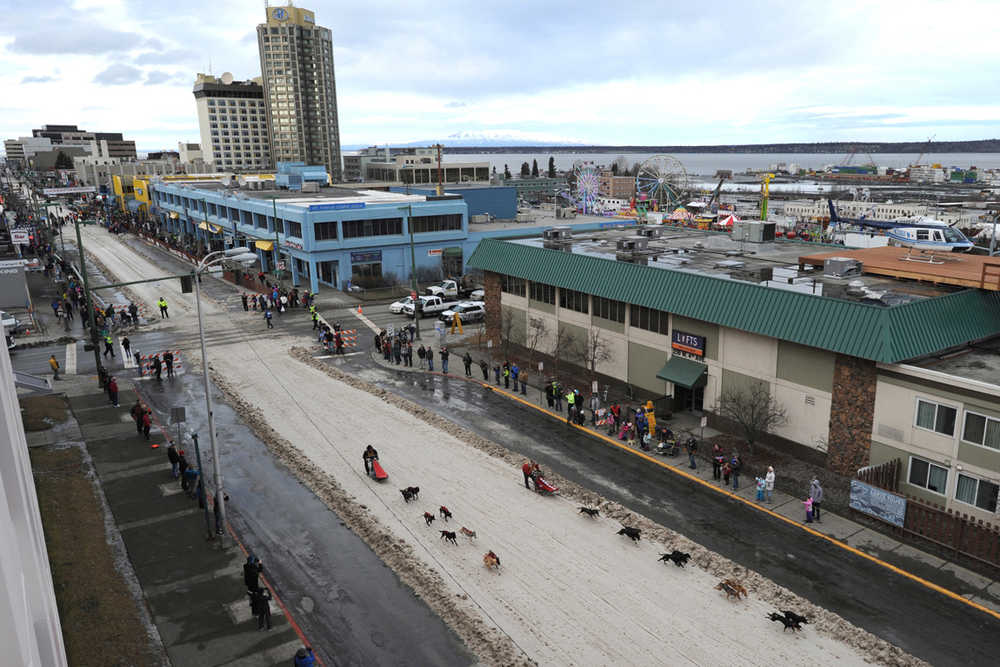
[467,230,1000,520]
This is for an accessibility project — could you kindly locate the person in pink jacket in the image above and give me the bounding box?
[804,496,814,523]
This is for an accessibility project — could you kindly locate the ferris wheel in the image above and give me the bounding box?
[635,155,689,211]
[572,161,601,214]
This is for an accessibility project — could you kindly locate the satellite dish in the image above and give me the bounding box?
[220,72,234,84]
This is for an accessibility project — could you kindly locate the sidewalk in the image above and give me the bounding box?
[362,343,1000,617]
[52,374,309,667]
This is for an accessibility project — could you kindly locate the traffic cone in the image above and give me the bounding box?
[357,304,362,315]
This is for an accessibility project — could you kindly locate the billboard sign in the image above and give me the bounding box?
[11,231,29,244]
[849,480,906,528]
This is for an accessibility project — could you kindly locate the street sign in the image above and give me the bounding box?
[170,407,186,423]
[42,186,96,195]
[700,416,708,428]
[427,248,443,256]
[11,231,29,244]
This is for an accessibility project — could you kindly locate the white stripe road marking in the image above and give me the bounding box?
[158,482,184,497]
[224,597,286,625]
[64,342,77,375]
[121,341,135,368]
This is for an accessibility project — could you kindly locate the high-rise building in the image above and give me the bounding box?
[193,73,271,172]
[29,125,136,159]
[257,5,343,181]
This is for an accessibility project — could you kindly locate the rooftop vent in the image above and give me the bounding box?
[542,226,573,248]
[635,225,662,239]
[823,257,863,278]
[615,235,653,262]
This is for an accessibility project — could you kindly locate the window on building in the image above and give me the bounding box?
[411,213,462,233]
[314,221,337,240]
[955,474,999,512]
[915,399,957,436]
[285,221,302,238]
[342,217,403,238]
[500,275,526,297]
[908,456,948,494]
[593,296,626,323]
[630,304,670,335]
[559,288,589,313]
[961,411,1000,450]
[529,282,556,305]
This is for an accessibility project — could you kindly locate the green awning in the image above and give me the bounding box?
[656,356,707,388]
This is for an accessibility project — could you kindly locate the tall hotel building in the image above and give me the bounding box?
[257,5,343,181]
[193,73,271,171]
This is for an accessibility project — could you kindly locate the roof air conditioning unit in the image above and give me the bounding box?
[542,225,573,248]
[824,257,863,278]
[635,225,662,239]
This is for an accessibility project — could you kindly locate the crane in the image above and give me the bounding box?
[913,135,936,167]
[760,173,775,221]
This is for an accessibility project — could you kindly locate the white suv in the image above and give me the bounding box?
[439,301,486,324]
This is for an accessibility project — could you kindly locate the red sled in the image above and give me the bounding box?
[532,475,558,495]
[371,460,388,481]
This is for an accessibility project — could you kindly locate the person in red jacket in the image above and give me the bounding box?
[521,460,534,489]
[108,376,119,407]
[141,410,152,440]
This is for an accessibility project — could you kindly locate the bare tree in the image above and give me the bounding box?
[579,326,612,381]
[499,309,516,361]
[525,316,549,368]
[551,325,580,374]
[714,382,787,452]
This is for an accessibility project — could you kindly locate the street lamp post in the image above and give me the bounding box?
[193,247,258,542]
[399,203,420,340]
[271,197,281,283]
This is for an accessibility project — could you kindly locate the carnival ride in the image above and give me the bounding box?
[634,155,689,212]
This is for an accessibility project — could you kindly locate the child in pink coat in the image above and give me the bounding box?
[804,496,814,523]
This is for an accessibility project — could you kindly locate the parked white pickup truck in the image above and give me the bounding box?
[402,295,459,319]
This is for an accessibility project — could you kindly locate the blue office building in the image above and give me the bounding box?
[149,179,639,293]
[149,181,470,292]
[390,184,517,219]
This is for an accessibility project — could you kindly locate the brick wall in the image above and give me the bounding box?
[483,271,501,347]
[827,354,877,475]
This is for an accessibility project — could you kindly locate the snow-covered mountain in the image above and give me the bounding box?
[343,130,587,150]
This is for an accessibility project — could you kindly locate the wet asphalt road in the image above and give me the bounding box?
[20,232,998,665]
[327,345,1000,667]
[130,370,473,667]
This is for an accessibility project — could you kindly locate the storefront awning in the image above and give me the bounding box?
[198,221,222,234]
[656,356,707,389]
[126,199,144,212]
[254,240,274,251]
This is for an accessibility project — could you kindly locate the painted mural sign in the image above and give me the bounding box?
[849,480,906,528]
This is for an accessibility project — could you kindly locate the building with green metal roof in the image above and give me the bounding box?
[467,230,1000,517]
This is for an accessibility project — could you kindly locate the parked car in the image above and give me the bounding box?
[402,295,458,319]
[439,301,486,324]
[389,295,414,313]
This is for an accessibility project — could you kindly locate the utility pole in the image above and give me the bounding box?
[435,144,443,196]
[73,217,103,385]
[272,197,280,281]
[401,203,421,340]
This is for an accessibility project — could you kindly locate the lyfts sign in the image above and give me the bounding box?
[671,330,706,357]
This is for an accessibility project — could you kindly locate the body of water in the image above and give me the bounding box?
[443,152,1000,176]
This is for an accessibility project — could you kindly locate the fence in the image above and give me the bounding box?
[856,458,901,491]
[854,457,1000,569]
[903,500,1000,568]
[138,351,183,376]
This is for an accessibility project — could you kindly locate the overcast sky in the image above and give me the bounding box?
[3,0,1000,151]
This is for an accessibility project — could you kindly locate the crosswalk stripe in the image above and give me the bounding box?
[216,640,301,667]
[224,597,286,625]
[64,342,77,375]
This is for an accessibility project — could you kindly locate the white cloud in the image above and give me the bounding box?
[3,0,1000,150]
